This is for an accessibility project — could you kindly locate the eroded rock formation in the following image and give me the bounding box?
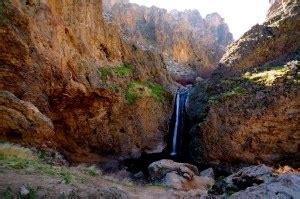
[0,0,174,162]
[187,0,300,166]
[148,159,214,193]
[103,0,233,83]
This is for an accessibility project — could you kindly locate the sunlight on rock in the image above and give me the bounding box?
[242,66,290,86]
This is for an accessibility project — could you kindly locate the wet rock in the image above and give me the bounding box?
[148,159,199,181]
[200,168,215,179]
[148,159,214,192]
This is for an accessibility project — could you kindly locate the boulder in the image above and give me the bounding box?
[224,165,273,185]
[231,173,300,198]
[200,168,215,179]
[148,159,214,192]
[211,165,300,198]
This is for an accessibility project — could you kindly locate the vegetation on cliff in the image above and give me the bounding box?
[125,81,166,104]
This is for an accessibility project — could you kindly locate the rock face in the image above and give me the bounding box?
[211,165,300,198]
[0,0,174,162]
[104,0,233,82]
[218,0,300,76]
[230,173,300,198]
[148,159,214,192]
[186,0,300,166]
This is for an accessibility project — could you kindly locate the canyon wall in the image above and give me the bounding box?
[187,0,300,166]
[103,0,233,83]
[0,0,175,163]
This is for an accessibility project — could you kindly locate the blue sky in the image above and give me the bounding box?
[130,0,270,39]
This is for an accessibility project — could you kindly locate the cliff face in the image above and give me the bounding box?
[104,0,233,82]
[187,0,300,166]
[217,0,300,76]
[0,0,174,162]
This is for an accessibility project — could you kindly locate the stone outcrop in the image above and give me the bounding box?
[187,0,300,166]
[104,0,233,82]
[0,0,174,162]
[148,159,214,192]
[211,165,300,198]
[217,0,300,76]
[0,91,54,146]
[230,173,300,198]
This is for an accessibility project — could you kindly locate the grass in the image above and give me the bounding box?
[208,85,249,103]
[2,186,37,199]
[112,65,132,74]
[84,166,100,177]
[2,187,13,199]
[0,143,36,160]
[99,65,133,78]
[99,68,111,77]
[60,169,72,184]
[0,142,136,188]
[58,194,68,199]
[0,142,144,197]
[125,80,166,104]
[223,86,248,97]
[242,65,290,86]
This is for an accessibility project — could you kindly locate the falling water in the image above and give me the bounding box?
[170,92,180,156]
[170,87,189,157]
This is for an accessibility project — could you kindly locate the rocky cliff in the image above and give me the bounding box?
[0,0,176,163]
[187,0,300,167]
[103,0,233,83]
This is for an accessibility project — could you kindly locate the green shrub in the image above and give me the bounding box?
[9,157,30,169]
[60,169,72,184]
[28,188,37,199]
[99,64,133,78]
[125,82,142,104]
[58,194,68,199]
[125,80,165,104]
[99,68,111,77]
[84,166,100,177]
[208,86,248,103]
[36,149,46,160]
[223,86,248,97]
[2,187,13,199]
[112,65,132,74]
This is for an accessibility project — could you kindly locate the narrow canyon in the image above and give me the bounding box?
[0,0,299,198]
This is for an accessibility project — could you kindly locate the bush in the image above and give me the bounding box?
[99,65,133,78]
[84,166,100,176]
[125,80,165,104]
[99,68,111,77]
[112,65,132,74]
[60,169,72,184]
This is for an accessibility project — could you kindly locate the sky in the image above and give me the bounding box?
[130,0,270,40]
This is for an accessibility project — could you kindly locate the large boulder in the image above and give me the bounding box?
[148,159,214,192]
[231,173,300,198]
[211,165,300,198]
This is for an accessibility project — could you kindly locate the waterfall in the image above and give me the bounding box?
[170,87,190,157]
